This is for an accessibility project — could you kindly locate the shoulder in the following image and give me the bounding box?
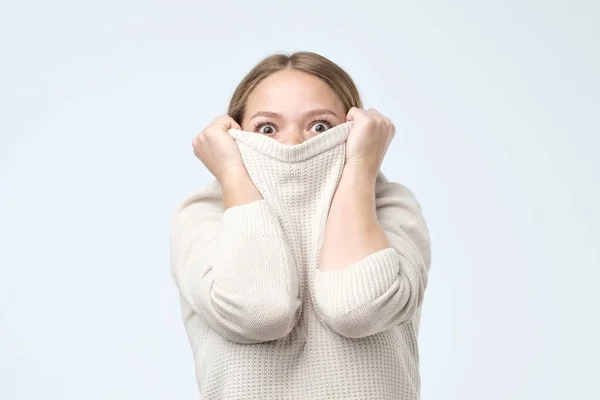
[374,172,423,212]
[170,180,224,230]
[374,172,430,239]
[374,173,431,256]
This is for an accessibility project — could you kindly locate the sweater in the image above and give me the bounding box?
[169,121,432,400]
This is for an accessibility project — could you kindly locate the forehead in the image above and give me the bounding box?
[246,69,343,112]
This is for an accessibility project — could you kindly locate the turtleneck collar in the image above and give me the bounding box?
[228,121,354,163]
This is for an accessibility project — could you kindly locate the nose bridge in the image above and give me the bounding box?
[285,126,305,145]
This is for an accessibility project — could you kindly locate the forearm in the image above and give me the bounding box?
[220,168,263,210]
[171,195,301,343]
[319,164,390,271]
[314,175,432,338]
[201,201,301,342]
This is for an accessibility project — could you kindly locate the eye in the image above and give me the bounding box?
[310,120,332,133]
[254,122,277,135]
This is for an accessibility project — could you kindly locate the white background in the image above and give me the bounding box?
[1,1,598,399]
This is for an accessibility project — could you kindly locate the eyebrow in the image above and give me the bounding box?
[250,109,338,119]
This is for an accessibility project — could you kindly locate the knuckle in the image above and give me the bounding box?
[204,127,217,136]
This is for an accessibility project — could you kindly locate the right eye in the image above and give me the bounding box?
[255,123,277,135]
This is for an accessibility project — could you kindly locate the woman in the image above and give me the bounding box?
[169,51,432,400]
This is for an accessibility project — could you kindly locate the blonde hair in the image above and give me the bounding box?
[228,51,363,124]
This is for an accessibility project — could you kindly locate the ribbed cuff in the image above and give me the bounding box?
[314,248,400,318]
[228,121,353,163]
[221,199,283,236]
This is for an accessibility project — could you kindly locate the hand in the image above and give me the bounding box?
[344,107,396,179]
[192,116,247,183]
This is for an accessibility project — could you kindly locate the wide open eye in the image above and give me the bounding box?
[254,122,277,135]
[310,120,332,133]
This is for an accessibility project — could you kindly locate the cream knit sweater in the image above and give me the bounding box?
[169,121,432,400]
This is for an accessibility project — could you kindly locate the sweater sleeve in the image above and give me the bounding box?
[169,184,301,344]
[313,181,431,338]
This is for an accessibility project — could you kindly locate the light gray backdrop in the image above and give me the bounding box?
[1,1,598,399]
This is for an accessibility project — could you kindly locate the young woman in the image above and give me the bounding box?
[170,51,432,400]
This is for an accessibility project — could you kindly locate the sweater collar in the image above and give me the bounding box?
[228,121,354,163]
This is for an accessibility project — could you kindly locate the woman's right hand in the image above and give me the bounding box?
[192,116,263,208]
[192,116,246,184]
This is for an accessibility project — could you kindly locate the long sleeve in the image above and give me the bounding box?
[169,183,302,344]
[313,181,431,338]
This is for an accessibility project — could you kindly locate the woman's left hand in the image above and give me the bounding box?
[344,107,396,180]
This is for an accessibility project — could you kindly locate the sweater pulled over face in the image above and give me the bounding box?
[169,121,432,400]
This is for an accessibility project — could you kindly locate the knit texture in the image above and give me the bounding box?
[169,121,432,399]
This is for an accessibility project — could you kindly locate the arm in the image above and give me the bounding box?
[170,175,301,344]
[315,167,431,338]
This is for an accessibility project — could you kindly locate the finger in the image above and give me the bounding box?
[367,108,389,122]
[367,108,393,128]
[228,117,242,131]
[215,115,242,131]
[368,108,384,117]
[345,106,365,122]
[192,131,205,148]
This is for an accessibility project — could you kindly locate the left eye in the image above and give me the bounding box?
[311,121,331,133]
